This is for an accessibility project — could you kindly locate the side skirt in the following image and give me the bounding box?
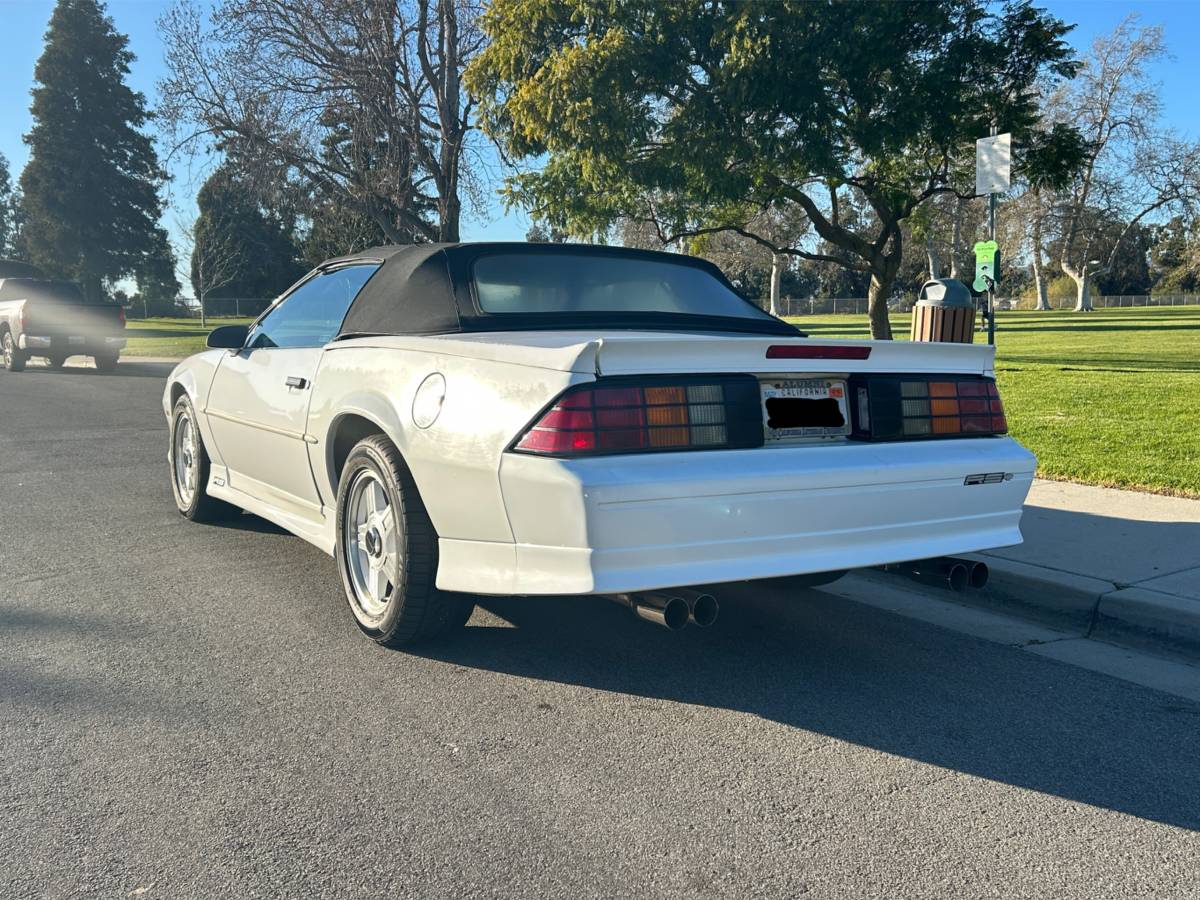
[207,476,336,556]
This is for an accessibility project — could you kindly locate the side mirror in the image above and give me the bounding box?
[206,324,249,350]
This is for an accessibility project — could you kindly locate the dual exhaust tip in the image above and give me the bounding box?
[612,557,985,630]
[612,588,718,631]
[883,557,989,593]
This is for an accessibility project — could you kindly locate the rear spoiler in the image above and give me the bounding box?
[581,335,995,378]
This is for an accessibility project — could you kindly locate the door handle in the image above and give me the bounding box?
[285,376,309,389]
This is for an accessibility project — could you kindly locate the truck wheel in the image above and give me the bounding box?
[94,352,119,373]
[335,434,474,647]
[3,332,26,372]
[170,394,241,522]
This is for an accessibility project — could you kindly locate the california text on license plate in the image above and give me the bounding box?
[760,378,850,441]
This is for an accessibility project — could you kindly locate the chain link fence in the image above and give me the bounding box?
[123,298,274,319]
[752,297,918,316]
[754,294,1200,316]
[1005,294,1200,310]
[188,298,274,319]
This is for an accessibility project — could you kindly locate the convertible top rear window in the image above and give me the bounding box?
[332,242,800,338]
[473,252,776,322]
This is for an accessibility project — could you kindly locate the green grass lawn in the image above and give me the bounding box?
[790,307,1200,498]
[123,317,253,359]
[125,307,1200,497]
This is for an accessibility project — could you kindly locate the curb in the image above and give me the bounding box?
[1092,588,1200,660]
[968,556,1109,630]
[963,554,1200,661]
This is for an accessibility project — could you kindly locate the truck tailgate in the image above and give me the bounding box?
[25,301,125,336]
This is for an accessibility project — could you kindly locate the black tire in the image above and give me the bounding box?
[335,434,474,647]
[94,352,119,373]
[169,394,241,522]
[2,331,26,372]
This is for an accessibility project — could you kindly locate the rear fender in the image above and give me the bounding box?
[319,392,408,501]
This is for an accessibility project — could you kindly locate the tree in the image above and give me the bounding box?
[133,227,182,317]
[18,0,166,300]
[301,197,391,268]
[1150,216,1200,293]
[466,0,1083,338]
[688,205,810,316]
[1091,217,1152,296]
[1043,19,1200,310]
[159,0,486,245]
[0,154,17,257]
[190,164,307,304]
[525,222,569,243]
[178,213,240,327]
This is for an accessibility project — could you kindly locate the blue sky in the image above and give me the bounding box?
[0,0,1196,255]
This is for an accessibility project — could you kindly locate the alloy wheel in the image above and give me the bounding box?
[343,469,401,620]
[173,411,198,506]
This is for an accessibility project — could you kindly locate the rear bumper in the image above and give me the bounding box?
[19,334,126,352]
[439,437,1036,595]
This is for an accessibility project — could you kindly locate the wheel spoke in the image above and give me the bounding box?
[378,509,397,556]
[370,564,390,603]
[357,546,373,585]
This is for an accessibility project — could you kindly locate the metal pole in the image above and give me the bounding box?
[987,123,997,345]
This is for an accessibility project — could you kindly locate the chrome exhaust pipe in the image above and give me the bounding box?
[612,592,690,631]
[926,557,990,590]
[677,588,719,628]
[884,559,969,592]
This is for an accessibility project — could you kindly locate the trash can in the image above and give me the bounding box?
[911,278,975,343]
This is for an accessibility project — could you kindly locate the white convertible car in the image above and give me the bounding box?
[164,243,1034,645]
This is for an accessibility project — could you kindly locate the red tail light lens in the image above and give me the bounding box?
[118,306,126,325]
[514,376,763,457]
[851,376,1007,441]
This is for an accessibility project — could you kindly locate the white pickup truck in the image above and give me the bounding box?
[0,277,127,372]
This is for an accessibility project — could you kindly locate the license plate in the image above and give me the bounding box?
[69,336,85,345]
[760,378,850,441]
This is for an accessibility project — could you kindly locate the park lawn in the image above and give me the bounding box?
[790,306,1200,498]
[123,317,253,359]
[125,306,1200,497]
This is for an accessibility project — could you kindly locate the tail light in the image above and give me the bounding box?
[19,303,28,331]
[117,306,126,326]
[851,375,1007,441]
[514,375,763,457]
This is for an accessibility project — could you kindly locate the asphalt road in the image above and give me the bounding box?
[3,359,1199,898]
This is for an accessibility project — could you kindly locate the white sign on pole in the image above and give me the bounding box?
[975,132,1012,195]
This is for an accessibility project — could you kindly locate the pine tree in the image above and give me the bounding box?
[191,164,306,303]
[0,153,17,257]
[18,0,165,300]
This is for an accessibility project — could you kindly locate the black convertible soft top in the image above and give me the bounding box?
[330,242,801,338]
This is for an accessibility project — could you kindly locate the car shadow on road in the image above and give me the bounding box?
[413,581,1200,832]
[17,359,177,379]
[988,506,1200,610]
[202,512,291,536]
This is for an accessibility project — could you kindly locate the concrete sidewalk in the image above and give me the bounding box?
[968,480,1200,659]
